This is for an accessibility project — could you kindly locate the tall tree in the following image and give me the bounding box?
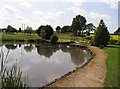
[61,25,70,33]
[24,26,33,35]
[37,25,54,40]
[19,27,22,33]
[71,15,87,36]
[86,23,96,36]
[55,26,61,33]
[93,19,110,47]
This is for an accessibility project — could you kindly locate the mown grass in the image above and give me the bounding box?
[103,45,119,87]
[1,33,40,41]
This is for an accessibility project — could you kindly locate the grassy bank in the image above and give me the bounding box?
[103,45,119,87]
[1,33,40,41]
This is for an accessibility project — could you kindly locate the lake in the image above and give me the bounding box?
[0,43,92,87]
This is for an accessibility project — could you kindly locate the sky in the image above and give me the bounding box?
[0,0,119,33]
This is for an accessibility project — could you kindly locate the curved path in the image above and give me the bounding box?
[46,46,108,87]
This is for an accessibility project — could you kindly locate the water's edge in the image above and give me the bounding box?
[41,45,95,89]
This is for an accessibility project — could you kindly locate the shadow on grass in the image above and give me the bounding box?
[106,45,119,48]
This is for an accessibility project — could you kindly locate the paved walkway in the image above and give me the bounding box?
[46,46,108,88]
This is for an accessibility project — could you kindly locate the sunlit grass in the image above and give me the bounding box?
[103,45,119,87]
[1,33,40,41]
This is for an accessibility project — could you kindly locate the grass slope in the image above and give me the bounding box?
[103,45,119,87]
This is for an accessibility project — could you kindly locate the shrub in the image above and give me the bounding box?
[115,41,120,45]
[109,39,118,44]
[99,45,104,49]
[50,34,58,43]
[86,36,92,40]
[93,20,110,47]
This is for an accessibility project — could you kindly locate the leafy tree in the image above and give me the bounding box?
[6,25,17,33]
[37,25,54,40]
[93,19,110,47]
[24,45,33,53]
[55,26,61,33]
[19,27,22,33]
[50,34,58,43]
[71,15,87,36]
[61,25,70,33]
[114,27,120,34]
[86,23,96,36]
[5,44,17,50]
[24,26,33,35]
[36,25,44,36]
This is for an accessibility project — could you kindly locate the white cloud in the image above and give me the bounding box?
[20,1,32,8]
[67,0,86,6]
[0,5,19,15]
[100,0,119,9]
[89,12,111,20]
[69,7,87,16]
[32,10,43,15]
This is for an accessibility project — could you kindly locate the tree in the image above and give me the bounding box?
[24,26,33,35]
[93,19,110,47]
[61,25,70,33]
[71,15,87,36]
[50,34,58,43]
[55,26,61,33]
[36,25,44,36]
[6,25,17,33]
[37,25,54,40]
[19,27,22,33]
[86,23,96,36]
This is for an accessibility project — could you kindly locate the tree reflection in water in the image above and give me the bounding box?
[35,43,60,58]
[5,44,17,50]
[4,43,91,66]
[24,44,34,53]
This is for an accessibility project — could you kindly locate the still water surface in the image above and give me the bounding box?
[0,43,92,87]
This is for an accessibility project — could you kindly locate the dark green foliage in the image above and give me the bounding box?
[55,26,61,33]
[93,19,110,47]
[24,26,33,35]
[36,25,44,36]
[86,23,96,36]
[61,25,71,33]
[86,36,92,40]
[37,25,54,40]
[6,25,17,33]
[71,15,87,36]
[50,34,58,43]
[19,28,22,33]
[109,39,118,45]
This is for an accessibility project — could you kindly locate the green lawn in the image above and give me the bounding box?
[1,33,40,41]
[103,45,119,87]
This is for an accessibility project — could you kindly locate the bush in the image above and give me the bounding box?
[93,20,110,47]
[99,45,104,49]
[86,36,92,40]
[109,39,118,44]
[115,41,120,45]
[50,34,58,43]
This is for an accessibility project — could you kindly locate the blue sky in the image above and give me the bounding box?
[0,0,119,33]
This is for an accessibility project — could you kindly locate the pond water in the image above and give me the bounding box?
[0,43,92,87]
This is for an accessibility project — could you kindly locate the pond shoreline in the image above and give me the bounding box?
[40,45,95,88]
[42,46,107,88]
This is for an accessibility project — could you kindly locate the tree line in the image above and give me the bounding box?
[1,14,118,47]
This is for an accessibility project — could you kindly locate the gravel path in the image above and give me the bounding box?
[46,46,108,88]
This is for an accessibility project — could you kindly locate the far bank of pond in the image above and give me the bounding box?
[0,42,93,87]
